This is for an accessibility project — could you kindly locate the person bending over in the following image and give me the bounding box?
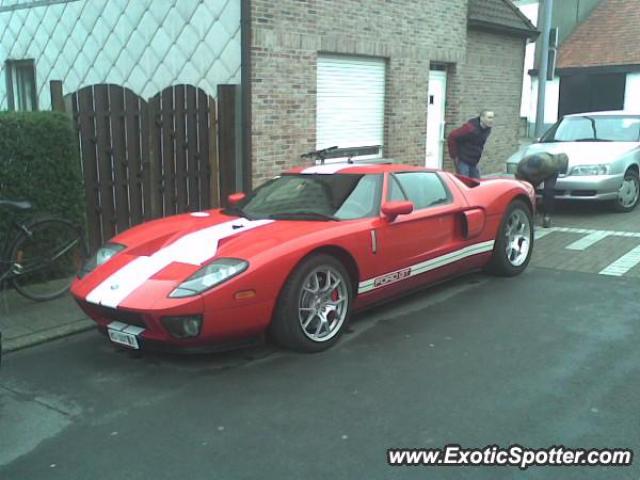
[516,152,568,228]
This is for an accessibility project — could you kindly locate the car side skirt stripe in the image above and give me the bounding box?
[357,240,495,294]
[86,218,274,308]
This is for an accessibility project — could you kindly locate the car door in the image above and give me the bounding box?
[362,171,464,296]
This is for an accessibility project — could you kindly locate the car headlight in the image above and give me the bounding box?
[569,164,609,176]
[169,258,249,298]
[78,243,125,278]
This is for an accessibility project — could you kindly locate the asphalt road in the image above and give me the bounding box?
[1,267,638,480]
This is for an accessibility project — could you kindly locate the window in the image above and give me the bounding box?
[316,55,385,162]
[388,172,451,210]
[542,115,640,143]
[388,175,406,202]
[334,174,382,220]
[5,59,38,111]
[231,173,382,220]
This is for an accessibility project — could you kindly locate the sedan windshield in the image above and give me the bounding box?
[226,173,383,221]
[541,115,640,143]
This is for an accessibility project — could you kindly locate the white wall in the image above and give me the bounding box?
[529,76,559,126]
[516,1,539,118]
[625,73,640,111]
[0,0,241,109]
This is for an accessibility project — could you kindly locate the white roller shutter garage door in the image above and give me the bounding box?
[316,55,386,160]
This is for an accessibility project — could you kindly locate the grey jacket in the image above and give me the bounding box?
[516,152,568,186]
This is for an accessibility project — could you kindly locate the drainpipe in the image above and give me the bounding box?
[240,0,252,192]
[535,0,554,137]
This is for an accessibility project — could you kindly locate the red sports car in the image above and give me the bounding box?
[71,162,536,353]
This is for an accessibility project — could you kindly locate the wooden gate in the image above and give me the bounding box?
[148,85,218,218]
[68,84,219,252]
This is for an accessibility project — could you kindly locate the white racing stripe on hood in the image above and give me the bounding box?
[86,218,273,308]
[301,163,369,174]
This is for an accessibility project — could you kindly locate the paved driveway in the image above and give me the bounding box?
[531,202,640,277]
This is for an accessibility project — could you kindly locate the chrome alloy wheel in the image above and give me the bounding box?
[618,174,640,209]
[504,209,531,267]
[298,266,349,342]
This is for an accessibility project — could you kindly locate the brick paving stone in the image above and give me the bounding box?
[531,232,585,270]
[550,201,640,232]
[532,231,640,275]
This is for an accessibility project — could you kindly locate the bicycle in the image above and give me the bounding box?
[0,198,87,302]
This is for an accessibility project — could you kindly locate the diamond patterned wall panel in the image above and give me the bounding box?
[0,0,241,110]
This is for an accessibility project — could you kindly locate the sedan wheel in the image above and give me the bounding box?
[270,254,353,352]
[486,199,533,277]
[614,169,640,212]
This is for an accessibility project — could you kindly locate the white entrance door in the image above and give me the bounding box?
[426,70,447,169]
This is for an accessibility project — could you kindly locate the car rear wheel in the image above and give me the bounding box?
[486,199,533,277]
[270,254,353,353]
[612,169,639,213]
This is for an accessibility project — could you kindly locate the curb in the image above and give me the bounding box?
[2,319,95,354]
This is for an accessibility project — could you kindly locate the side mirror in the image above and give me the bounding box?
[227,192,246,206]
[381,201,413,221]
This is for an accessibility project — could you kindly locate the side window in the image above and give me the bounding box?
[334,174,382,219]
[391,172,451,210]
[388,175,406,201]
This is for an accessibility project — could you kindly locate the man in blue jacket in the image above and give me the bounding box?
[447,110,494,178]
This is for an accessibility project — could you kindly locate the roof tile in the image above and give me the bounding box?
[468,0,537,34]
[558,0,640,68]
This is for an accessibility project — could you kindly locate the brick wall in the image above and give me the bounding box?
[457,29,527,175]
[250,0,468,186]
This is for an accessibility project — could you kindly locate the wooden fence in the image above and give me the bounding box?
[63,83,225,252]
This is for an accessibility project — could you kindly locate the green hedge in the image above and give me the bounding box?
[0,112,85,241]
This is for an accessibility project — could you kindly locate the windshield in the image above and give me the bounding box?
[541,115,640,143]
[226,173,383,221]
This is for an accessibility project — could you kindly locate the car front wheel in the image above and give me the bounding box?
[613,169,640,212]
[270,254,353,352]
[486,199,533,277]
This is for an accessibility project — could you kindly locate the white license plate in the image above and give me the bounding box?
[108,329,140,349]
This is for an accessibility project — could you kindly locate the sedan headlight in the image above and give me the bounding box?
[169,258,249,298]
[569,164,609,176]
[78,243,125,278]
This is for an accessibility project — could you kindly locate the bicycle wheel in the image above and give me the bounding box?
[9,217,87,301]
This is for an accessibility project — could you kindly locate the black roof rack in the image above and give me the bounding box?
[300,145,381,164]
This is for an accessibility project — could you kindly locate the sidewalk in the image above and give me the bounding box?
[0,288,92,353]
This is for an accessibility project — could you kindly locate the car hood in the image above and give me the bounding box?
[507,142,639,166]
[77,210,355,309]
[111,210,350,261]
